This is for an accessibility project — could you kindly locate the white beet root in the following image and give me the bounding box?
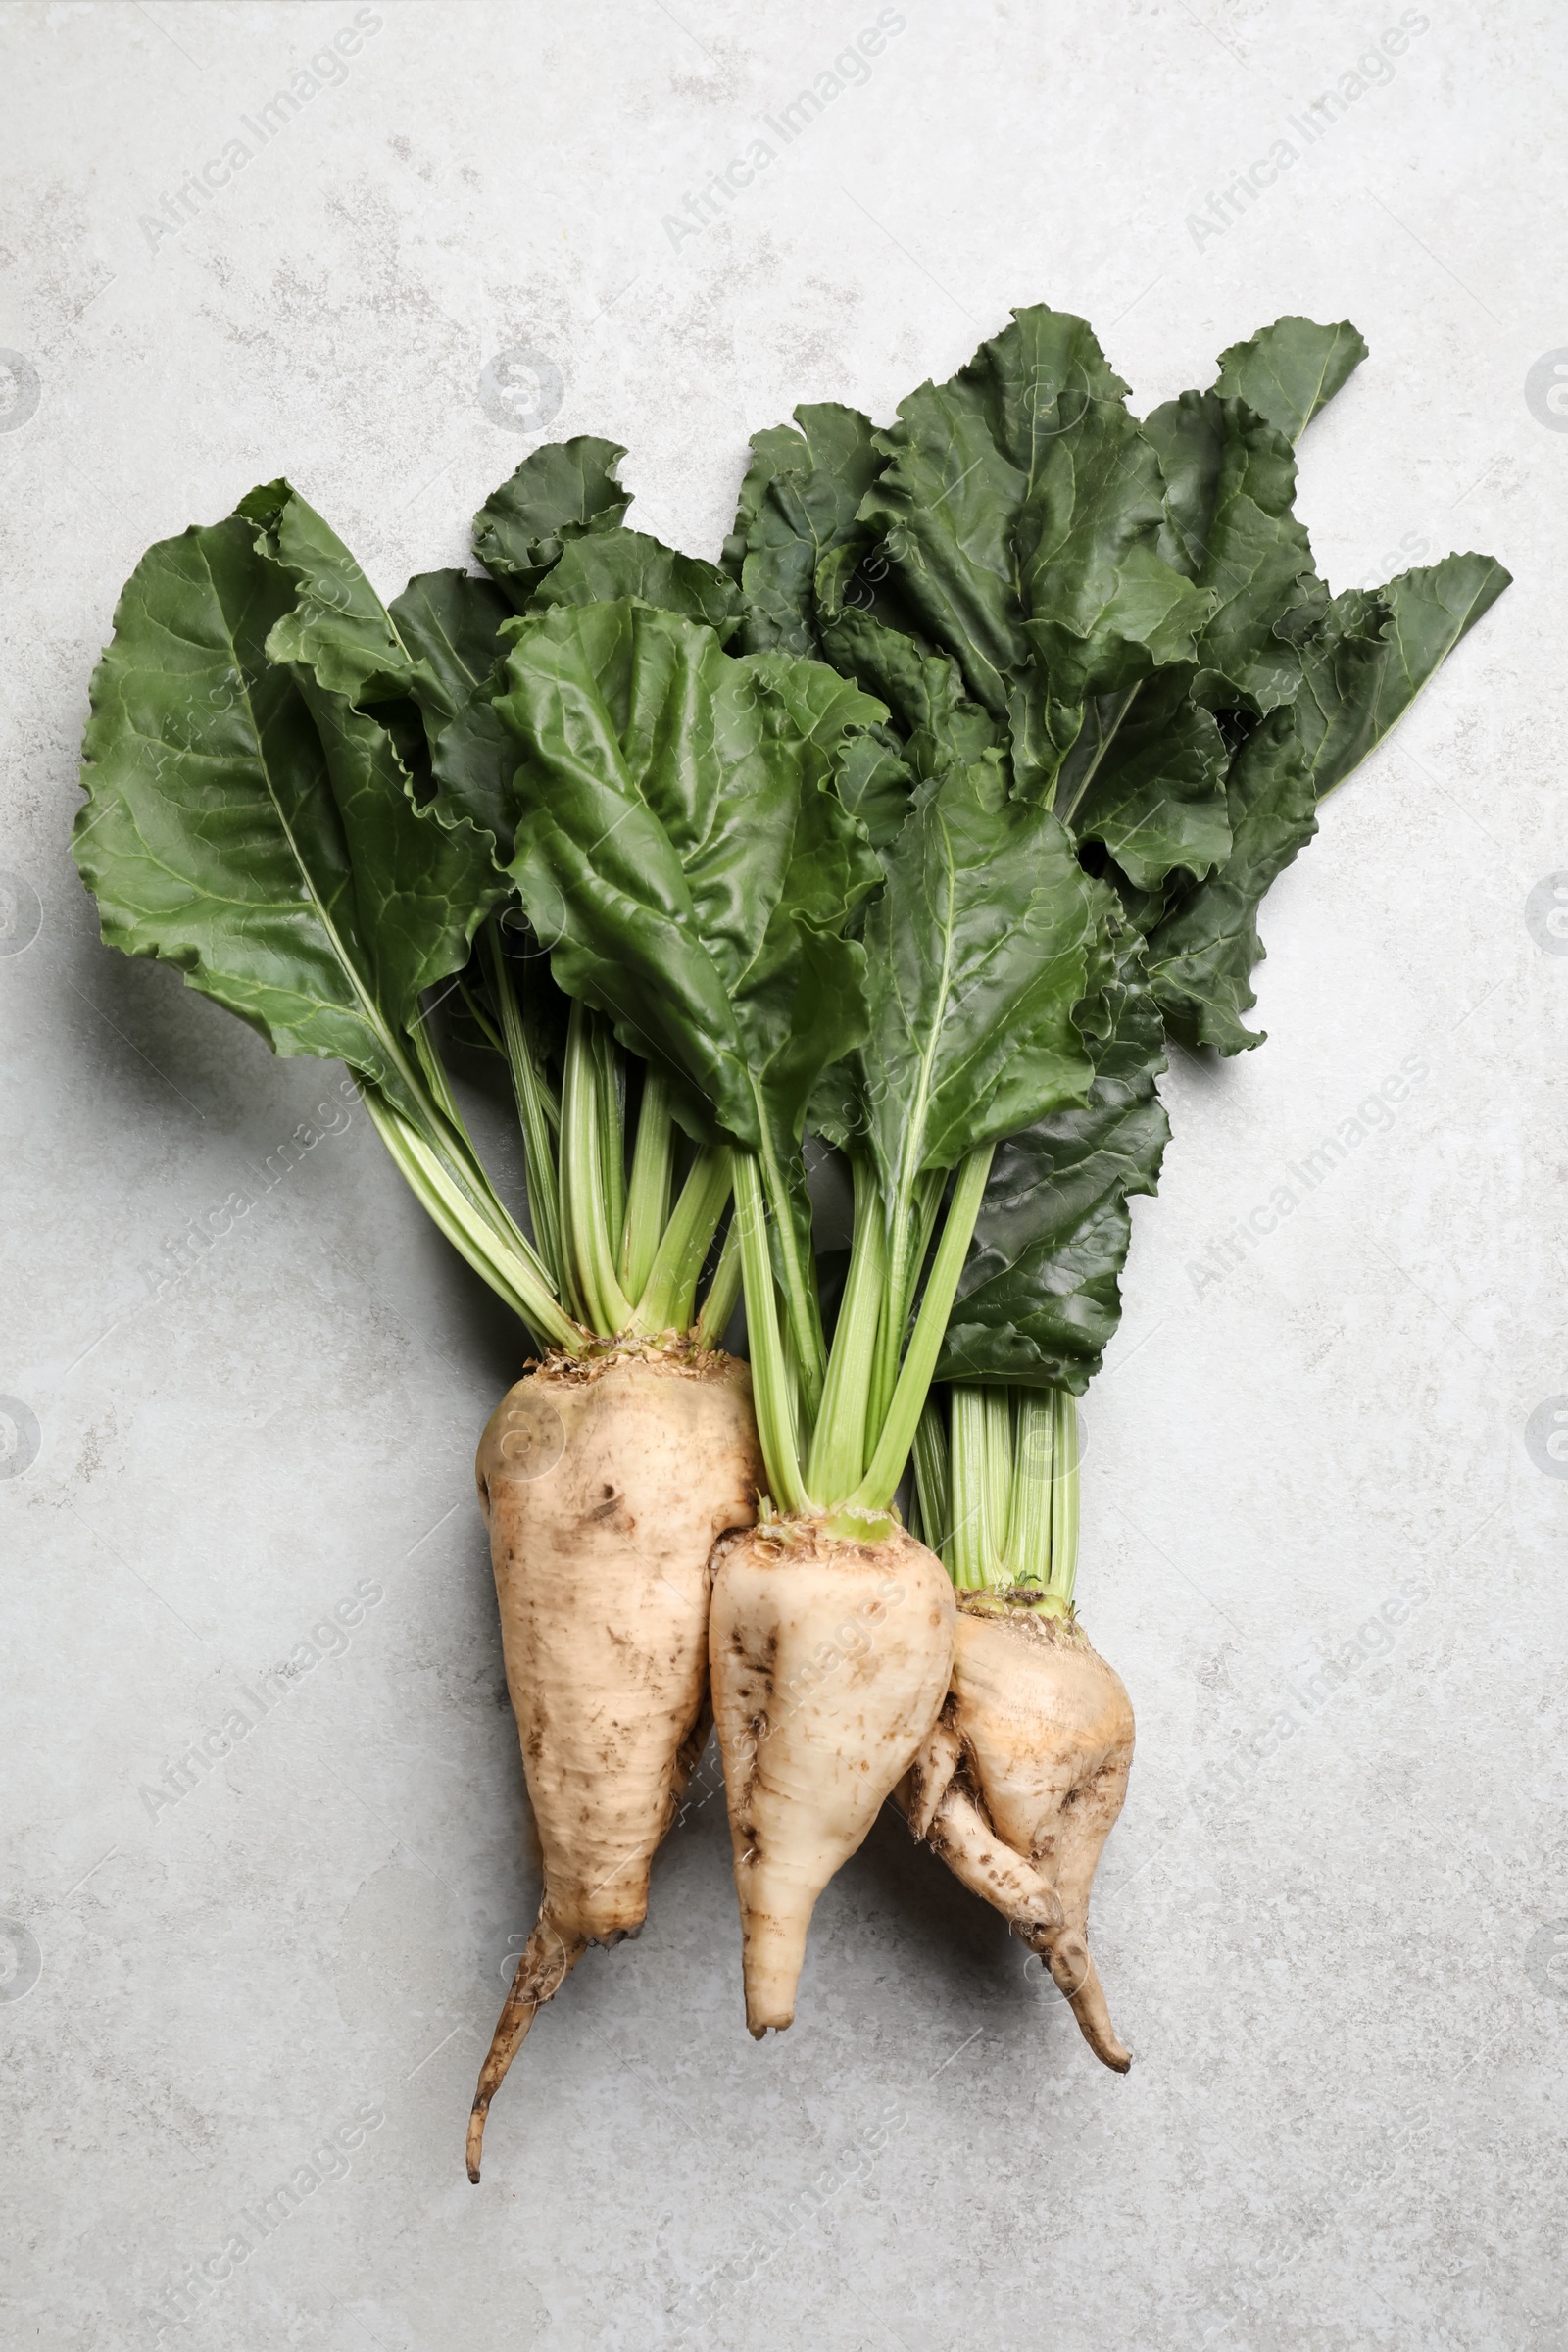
[466,1350,762,2178]
[903,1605,1135,2071]
[710,1521,956,2036]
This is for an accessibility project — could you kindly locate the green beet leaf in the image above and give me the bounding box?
[813,608,1003,780]
[74,498,498,1122]
[492,599,880,1163]
[844,306,1222,867]
[723,403,885,657]
[391,565,513,714]
[857,343,1033,717]
[1144,389,1324,712]
[743,652,913,849]
[1211,315,1369,446]
[1145,551,1511,1052]
[243,481,519,910]
[859,307,1212,735]
[1297,552,1513,800]
[937,939,1170,1392]
[1050,667,1230,891]
[387,566,518,855]
[723,422,816,579]
[472,436,632,611]
[238,478,519,865]
[247,478,420,709]
[854,760,1116,1203]
[449,452,755,845]
[1141,707,1318,1054]
[1008,322,1214,705]
[533,524,743,642]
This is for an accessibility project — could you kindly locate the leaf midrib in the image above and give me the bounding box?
[892,800,960,1200]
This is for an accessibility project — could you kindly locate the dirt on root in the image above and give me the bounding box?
[534,1335,747,1387]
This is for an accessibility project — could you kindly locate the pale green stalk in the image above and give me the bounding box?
[749,1102,827,1435]
[946,1387,993,1590]
[694,1218,743,1349]
[732,1151,809,1514]
[736,1141,994,1522]
[911,1396,951,1556]
[848,1145,995,1515]
[937,1382,1079,1611]
[865,1168,946,1442]
[591,1016,625,1264]
[633,1145,732,1335]
[1007,1390,1055,1588]
[380,1043,560,1311]
[805,1153,886,1499]
[562,1003,633,1334]
[1046,1386,1080,1610]
[362,1088,579,1349]
[481,923,566,1304]
[467,949,744,1357]
[407,1004,466,1132]
[983,1389,1014,1561]
[619,1069,675,1302]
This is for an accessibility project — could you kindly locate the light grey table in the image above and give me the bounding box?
[3,4,1563,2346]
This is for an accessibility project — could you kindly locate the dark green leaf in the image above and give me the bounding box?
[243,479,409,703]
[937,940,1169,1392]
[240,485,518,863]
[1139,553,1510,1053]
[1141,707,1318,1054]
[857,336,1034,716]
[390,567,518,855]
[533,524,743,642]
[1144,389,1323,711]
[744,653,912,848]
[74,505,495,1116]
[858,306,1211,746]
[472,437,631,612]
[815,608,1002,778]
[1211,316,1369,445]
[824,732,913,850]
[1008,318,1214,703]
[722,422,814,578]
[390,566,511,712]
[725,403,884,656]
[1051,668,1230,891]
[243,483,516,898]
[493,600,879,1162]
[244,481,488,740]
[856,760,1114,1197]
[1297,552,1512,800]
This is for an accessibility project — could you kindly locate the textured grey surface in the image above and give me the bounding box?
[2,3,1564,2347]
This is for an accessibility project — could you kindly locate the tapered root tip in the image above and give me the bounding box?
[1073,2003,1132,2074]
[464,1922,588,2179]
[466,2006,537,2180]
[744,2001,795,2039]
[1046,1931,1131,2073]
[466,2006,536,2180]
[740,1903,808,2039]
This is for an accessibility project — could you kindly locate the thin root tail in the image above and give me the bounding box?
[466,1919,587,2182]
[1024,1924,1131,2073]
[908,1777,1131,2074]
